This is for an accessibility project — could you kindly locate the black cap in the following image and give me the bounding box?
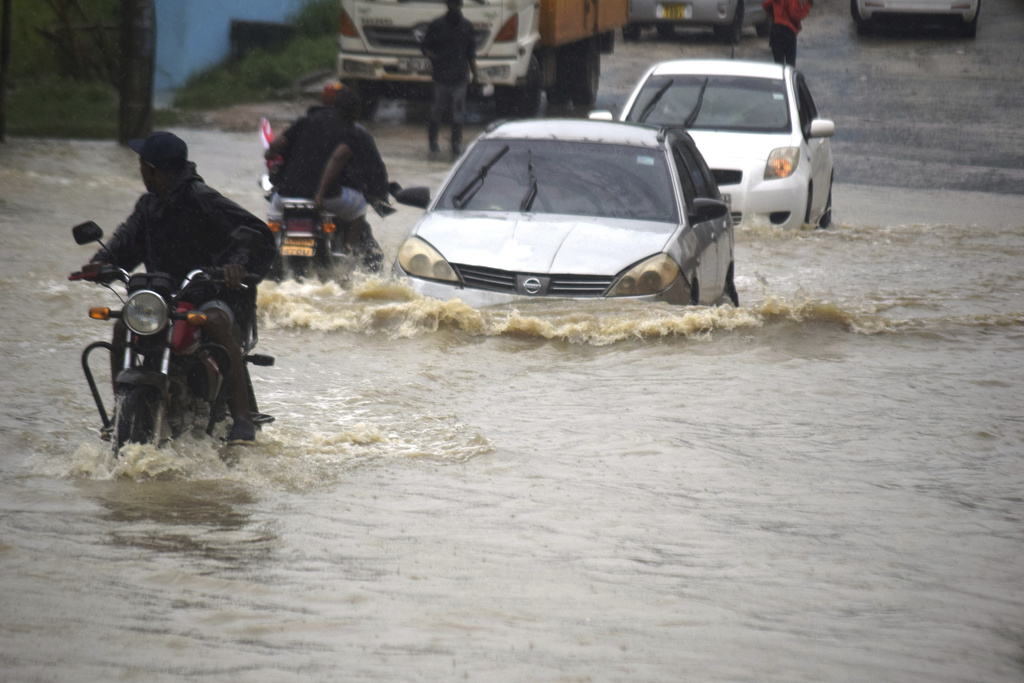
[128,131,188,172]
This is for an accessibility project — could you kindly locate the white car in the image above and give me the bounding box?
[617,59,836,230]
[393,119,738,308]
[851,0,980,37]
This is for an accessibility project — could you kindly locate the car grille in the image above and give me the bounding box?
[363,26,490,51]
[731,211,743,225]
[453,264,613,297]
[712,169,743,186]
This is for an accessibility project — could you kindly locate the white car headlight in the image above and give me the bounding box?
[123,290,169,335]
[607,254,680,297]
[397,236,458,282]
[765,146,800,180]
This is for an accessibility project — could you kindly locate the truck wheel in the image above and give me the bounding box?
[346,80,381,120]
[569,40,600,108]
[495,56,541,118]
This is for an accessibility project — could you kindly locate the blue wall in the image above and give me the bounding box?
[154,0,315,94]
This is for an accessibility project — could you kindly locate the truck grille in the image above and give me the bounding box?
[363,26,490,51]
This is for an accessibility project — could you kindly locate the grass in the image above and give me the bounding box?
[3,0,337,138]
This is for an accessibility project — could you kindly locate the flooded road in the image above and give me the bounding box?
[2,2,1024,681]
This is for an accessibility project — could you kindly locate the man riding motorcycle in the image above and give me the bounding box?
[76,131,275,443]
[264,85,389,271]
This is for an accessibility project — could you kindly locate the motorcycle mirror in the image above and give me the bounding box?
[73,221,104,245]
[394,186,431,209]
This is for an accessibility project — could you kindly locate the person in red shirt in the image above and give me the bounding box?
[762,0,813,66]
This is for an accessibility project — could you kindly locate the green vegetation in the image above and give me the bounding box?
[3,0,337,138]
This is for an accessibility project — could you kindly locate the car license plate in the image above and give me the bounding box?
[398,57,431,74]
[657,2,692,19]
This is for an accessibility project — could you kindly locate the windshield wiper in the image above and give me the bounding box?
[519,149,537,212]
[452,144,509,209]
[638,79,673,123]
[682,77,710,129]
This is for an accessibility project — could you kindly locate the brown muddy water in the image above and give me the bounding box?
[2,118,1023,682]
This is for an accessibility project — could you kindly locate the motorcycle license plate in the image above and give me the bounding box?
[657,2,692,19]
[282,236,316,257]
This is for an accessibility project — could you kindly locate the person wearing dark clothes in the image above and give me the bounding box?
[76,131,275,443]
[762,0,813,66]
[264,86,389,269]
[421,0,479,157]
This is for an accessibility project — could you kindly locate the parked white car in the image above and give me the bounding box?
[851,0,979,37]
[616,59,835,230]
[623,0,772,44]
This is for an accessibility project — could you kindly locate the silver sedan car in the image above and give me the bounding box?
[851,0,980,37]
[623,0,772,44]
[394,119,738,308]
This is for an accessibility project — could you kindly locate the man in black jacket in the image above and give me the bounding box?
[421,0,478,156]
[265,86,388,269]
[78,132,275,443]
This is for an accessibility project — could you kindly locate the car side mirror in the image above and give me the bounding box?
[809,119,836,139]
[394,186,431,209]
[73,221,104,245]
[689,198,729,224]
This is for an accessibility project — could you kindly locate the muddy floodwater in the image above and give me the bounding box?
[3,3,1024,680]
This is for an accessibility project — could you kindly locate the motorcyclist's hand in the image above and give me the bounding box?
[223,263,247,289]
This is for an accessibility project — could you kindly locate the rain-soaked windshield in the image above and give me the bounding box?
[436,139,679,222]
[625,75,791,133]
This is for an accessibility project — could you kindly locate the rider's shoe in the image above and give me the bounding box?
[226,420,256,444]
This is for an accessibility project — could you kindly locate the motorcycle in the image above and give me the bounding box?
[69,221,275,454]
[260,117,389,281]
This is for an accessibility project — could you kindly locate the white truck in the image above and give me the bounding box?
[335,0,629,118]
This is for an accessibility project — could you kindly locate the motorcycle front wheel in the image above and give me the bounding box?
[114,384,161,454]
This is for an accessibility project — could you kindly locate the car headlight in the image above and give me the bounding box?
[607,254,680,297]
[123,290,169,335]
[764,147,800,180]
[397,236,459,282]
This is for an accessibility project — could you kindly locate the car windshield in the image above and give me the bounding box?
[436,139,679,222]
[625,74,791,133]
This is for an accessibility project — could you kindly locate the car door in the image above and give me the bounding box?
[671,140,719,302]
[684,138,733,291]
[794,72,831,221]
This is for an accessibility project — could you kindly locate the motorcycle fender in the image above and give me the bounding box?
[116,368,169,394]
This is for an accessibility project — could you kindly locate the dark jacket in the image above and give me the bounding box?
[421,10,476,85]
[95,163,275,283]
[277,112,390,201]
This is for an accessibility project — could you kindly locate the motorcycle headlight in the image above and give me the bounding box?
[123,290,169,335]
[397,236,458,283]
[765,147,800,180]
[607,254,680,297]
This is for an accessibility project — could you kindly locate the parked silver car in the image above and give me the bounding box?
[851,0,979,37]
[394,119,738,308]
[623,0,772,44]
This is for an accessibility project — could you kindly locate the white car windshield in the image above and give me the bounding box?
[437,139,679,222]
[625,75,791,133]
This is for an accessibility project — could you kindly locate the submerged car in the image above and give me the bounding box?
[617,59,835,230]
[394,119,738,309]
[623,0,772,44]
[851,0,979,37]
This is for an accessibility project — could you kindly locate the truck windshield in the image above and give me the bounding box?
[437,139,679,223]
[625,75,791,133]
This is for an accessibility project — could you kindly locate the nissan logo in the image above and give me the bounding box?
[523,277,542,294]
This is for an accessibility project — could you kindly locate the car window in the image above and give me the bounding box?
[675,142,718,200]
[795,73,818,139]
[625,74,791,133]
[436,139,679,222]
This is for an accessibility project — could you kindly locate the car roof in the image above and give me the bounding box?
[482,119,670,149]
[644,59,790,80]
